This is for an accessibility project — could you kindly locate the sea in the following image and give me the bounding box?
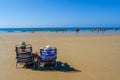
[0,27,120,35]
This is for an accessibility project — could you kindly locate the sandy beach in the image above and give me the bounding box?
[0,32,120,80]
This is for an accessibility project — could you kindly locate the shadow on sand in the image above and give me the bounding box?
[25,61,81,72]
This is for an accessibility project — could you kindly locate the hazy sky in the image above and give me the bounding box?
[0,0,120,28]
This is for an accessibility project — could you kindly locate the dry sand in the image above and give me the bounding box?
[0,32,120,80]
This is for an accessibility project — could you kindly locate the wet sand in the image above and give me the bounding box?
[0,32,120,80]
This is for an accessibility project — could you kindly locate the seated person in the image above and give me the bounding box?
[32,52,40,61]
[17,42,26,53]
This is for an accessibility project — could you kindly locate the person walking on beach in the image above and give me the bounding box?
[18,41,27,53]
[32,29,35,33]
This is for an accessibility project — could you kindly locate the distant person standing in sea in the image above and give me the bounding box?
[75,27,80,36]
[75,27,79,32]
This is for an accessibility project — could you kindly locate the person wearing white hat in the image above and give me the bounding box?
[19,42,26,48]
[18,41,27,53]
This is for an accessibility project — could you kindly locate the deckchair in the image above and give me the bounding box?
[15,44,34,68]
[38,46,57,68]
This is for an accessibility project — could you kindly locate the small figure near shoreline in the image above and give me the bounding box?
[32,29,35,33]
[75,27,79,32]
[114,28,117,31]
[91,28,99,32]
[101,28,105,32]
[75,27,80,36]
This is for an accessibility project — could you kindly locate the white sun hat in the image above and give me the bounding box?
[18,41,26,47]
[46,45,50,48]
[44,45,52,50]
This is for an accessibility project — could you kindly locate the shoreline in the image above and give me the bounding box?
[0,27,120,33]
[0,30,120,37]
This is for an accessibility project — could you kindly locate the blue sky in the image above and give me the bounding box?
[0,0,120,28]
